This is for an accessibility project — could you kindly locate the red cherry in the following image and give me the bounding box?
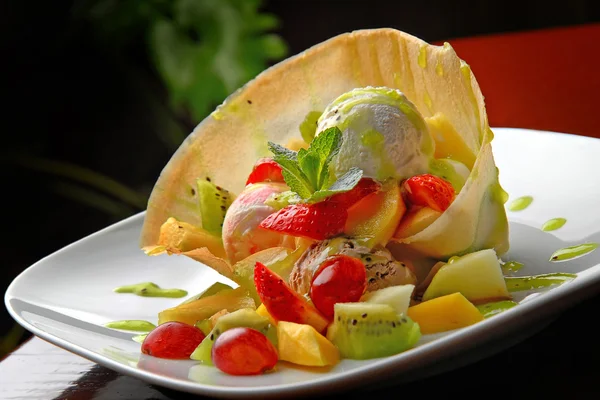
[310,255,367,319]
[141,321,205,359]
[212,327,278,375]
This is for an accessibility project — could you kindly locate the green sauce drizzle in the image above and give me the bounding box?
[502,261,524,274]
[360,129,396,180]
[542,218,567,232]
[105,320,156,332]
[507,196,533,211]
[299,110,322,143]
[505,273,576,292]
[114,282,187,298]
[550,243,598,261]
[477,301,518,318]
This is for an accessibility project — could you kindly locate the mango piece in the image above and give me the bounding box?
[407,292,484,334]
[394,206,442,239]
[256,303,277,326]
[150,217,227,259]
[345,181,405,247]
[158,287,255,325]
[422,249,511,304]
[426,112,477,170]
[277,321,339,367]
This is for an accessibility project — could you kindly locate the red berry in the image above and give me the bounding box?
[254,262,329,332]
[246,158,284,185]
[212,327,278,375]
[310,255,367,319]
[259,200,347,240]
[141,322,205,359]
[258,178,381,241]
[402,174,455,212]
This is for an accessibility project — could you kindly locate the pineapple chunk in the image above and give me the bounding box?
[144,217,227,259]
[277,321,339,367]
[407,292,484,334]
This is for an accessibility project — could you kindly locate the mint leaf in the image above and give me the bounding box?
[307,167,363,202]
[267,142,314,198]
[297,148,320,189]
[268,126,363,202]
[309,127,343,189]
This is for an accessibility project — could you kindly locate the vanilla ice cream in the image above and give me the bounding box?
[316,87,435,181]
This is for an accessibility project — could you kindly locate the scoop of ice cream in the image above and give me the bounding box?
[316,87,435,181]
[289,237,416,295]
[222,182,294,264]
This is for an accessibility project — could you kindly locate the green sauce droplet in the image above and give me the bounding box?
[502,261,524,273]
[549,243,598,262]
[105,320,156,332]
[114,282,187,298]
[477,300,518,318]
[505,273,577,292]
[507,196,533,211]
[542,218,567,232]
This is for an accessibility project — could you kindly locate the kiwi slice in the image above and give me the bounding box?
[196,177,234,236]
[326,302,421,360]
[190,308,277,364]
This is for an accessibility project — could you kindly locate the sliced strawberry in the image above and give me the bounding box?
[254,262,329,333]
[246,158,284,185]
[258,178,381,240]
[402,174,455,212]
[259,200,347,240]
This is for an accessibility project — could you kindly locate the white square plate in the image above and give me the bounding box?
[5,127,600,398]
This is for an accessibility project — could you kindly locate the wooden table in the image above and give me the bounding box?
[3,23,600,399]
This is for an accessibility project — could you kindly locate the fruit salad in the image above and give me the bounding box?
[132,28,571,376]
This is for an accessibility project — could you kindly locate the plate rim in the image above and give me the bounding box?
[5,127,600,398]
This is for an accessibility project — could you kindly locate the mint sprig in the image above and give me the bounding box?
[267,127,363,203]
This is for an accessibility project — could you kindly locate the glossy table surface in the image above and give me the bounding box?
[3,23,600,400]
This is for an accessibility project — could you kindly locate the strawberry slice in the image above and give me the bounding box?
[254,262,329,333]
[402,174,455,212]
[258,178,381,240]
[246,158,284,185]
[259,200,347,240]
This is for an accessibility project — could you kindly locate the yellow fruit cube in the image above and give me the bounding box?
[407,292,484,334]
[277,321,339,367]
[256,303,277,326]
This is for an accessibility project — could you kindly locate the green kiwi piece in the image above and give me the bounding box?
[326,302,421,360]
[196,177,234,235]
[190,308,277,364]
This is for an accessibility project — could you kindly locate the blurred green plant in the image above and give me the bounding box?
[3,0,288,357]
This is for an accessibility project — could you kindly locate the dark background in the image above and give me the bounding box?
[2,0,599,355]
